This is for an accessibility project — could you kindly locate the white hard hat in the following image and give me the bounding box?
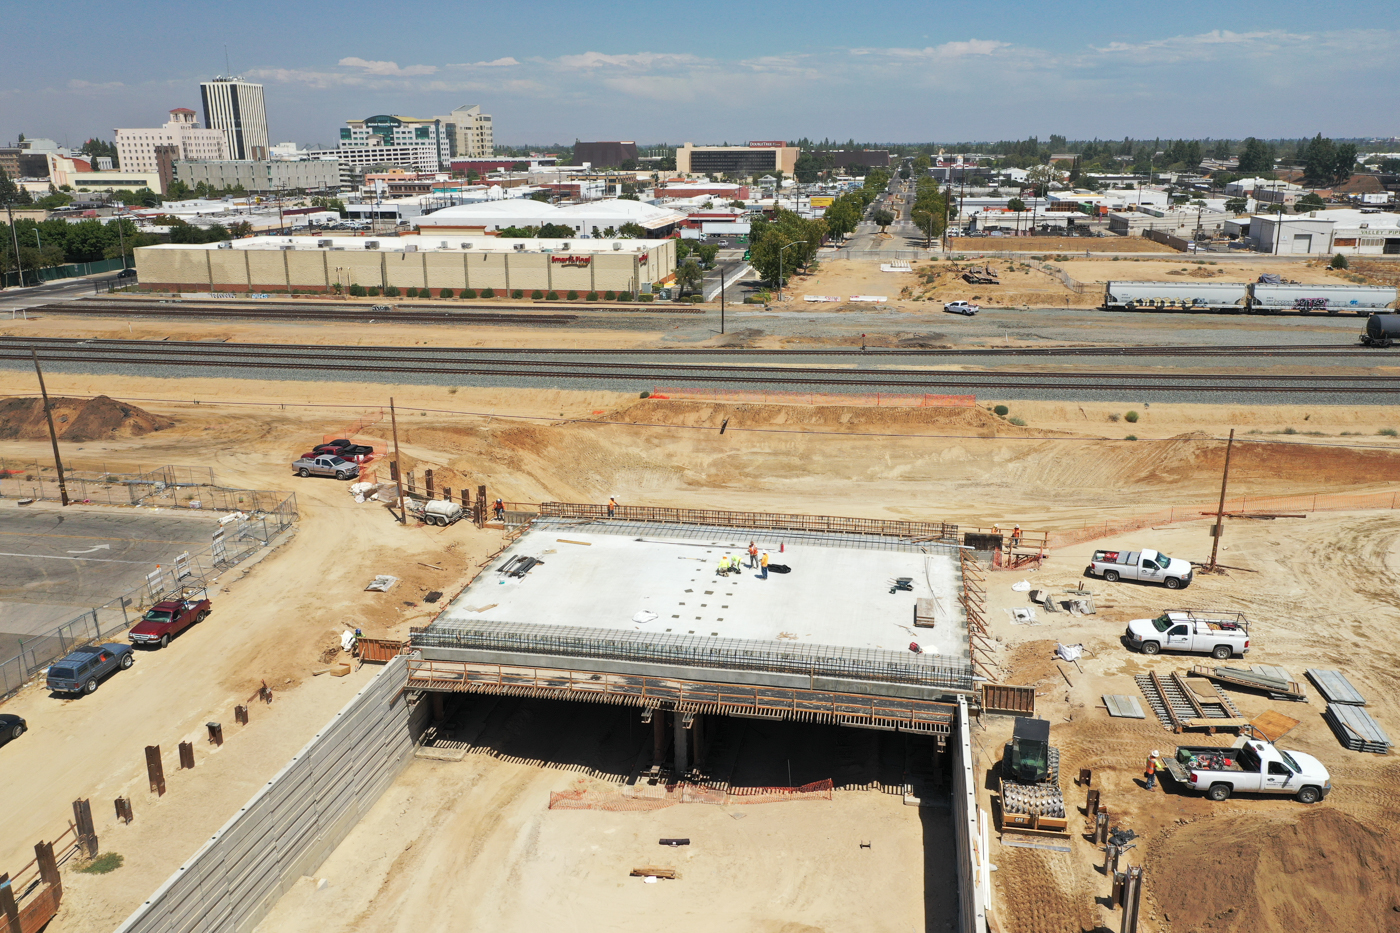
[1151,749,1160,757]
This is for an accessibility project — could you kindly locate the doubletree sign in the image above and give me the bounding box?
[637,253,649,262]
[549,255,592,266]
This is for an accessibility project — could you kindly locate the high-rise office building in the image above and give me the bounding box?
[434,104,493,159]
[200,77,269,161]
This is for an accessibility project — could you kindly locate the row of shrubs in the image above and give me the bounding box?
[342,285,649,301]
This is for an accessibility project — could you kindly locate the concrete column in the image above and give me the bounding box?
[652,711,666,766]
[431,693,445,722]
[691,714,703,767]
[674,713,688,774]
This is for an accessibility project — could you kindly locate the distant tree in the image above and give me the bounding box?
[617,222,645,238]
[496,225,536,238]
[511,161,529,171]
[1380,157,1400,174]
[675,258,704,298]
[529,190,551,202]
[913,154,932,172]
[911,209,943,247]
[695,242,720,265]
[1296,192,1326,212]
[1007,197,1027,213]
[165,179,194,201]
[1237,137,1274,174]
[0,167,32,205]
[537,222,575,238]
[872,209,894,231]
[793,153,820,184]
[1225,197,1248,213]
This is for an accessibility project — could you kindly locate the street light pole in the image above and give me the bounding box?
[719,266,725,334]
[5,201,27,288]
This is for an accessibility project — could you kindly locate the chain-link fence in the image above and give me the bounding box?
[0,464,297,699]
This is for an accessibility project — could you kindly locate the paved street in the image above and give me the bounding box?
[0,505,218,653]
[0,272,127,315]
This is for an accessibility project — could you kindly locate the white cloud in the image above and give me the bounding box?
[67,79,125,90]
[337,57,438,76]
[852,39,1010,59]
[449,57,520,68]
[556,51,706,71]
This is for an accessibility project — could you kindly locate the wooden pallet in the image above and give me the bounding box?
[1136,671,1241,733]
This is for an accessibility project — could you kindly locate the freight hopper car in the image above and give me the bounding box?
[1104,281,1398,315]
[1103,281,1249,312]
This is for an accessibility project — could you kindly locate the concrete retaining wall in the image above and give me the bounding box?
[114,657,424,933]
[952,697,989,933]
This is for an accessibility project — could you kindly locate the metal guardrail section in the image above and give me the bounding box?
[406,659,957,734]
[538,501,958,542]
[413,619,974,692]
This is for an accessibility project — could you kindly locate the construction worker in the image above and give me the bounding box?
[729,554,742,574]
[1144,749,1162,791]
[607,496,617,518]
[748,541,759,568]
[760,551,769,579]
[1011,524,1022,548]
[493,498,504,521]
[717,554,732,575]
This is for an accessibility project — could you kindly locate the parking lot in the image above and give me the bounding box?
[0,505,219,658]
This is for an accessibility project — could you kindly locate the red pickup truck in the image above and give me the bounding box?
[128,598,212,649]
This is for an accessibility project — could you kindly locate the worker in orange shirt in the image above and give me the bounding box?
[748,541,759,568]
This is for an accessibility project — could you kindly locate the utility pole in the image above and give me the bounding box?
[31,349,70,506]
[1208,428,1235,571]
[389,397,406,524]
[719,266,725,334]
[5,201,27,288]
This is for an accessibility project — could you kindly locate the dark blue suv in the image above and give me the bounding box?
[46,643,135,696]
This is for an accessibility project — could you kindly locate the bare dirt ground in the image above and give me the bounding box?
[980,511,1400,933]
[252,700,952,933]
[777,256,1390,313]
[2,365,1399,933]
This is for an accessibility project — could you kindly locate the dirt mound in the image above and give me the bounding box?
[607,399,1009,434]
[0,395,173,442]
[1149,808,1400,932]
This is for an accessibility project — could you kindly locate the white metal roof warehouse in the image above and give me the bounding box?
[417,197,685,236]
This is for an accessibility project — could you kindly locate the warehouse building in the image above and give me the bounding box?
[676,141,799,176]
[1251,210,1400,255]
[416,197,685,236]
[133,234,676,295]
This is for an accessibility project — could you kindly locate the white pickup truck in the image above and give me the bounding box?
[1087,548,1193,589]
[1161,736,1331,804]
[1125,610,1250,659]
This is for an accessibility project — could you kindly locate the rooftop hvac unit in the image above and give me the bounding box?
[216,241,233,249]
[404,244,417,252]
[460,242,473,248]
[330,246,345,251]
[365,241,379,249]
[513,243,526,251]
[560,242,570,249]
[440,241,449,249]
[613,242,623,250]
[317,239,332,248]
[279,245,294,251]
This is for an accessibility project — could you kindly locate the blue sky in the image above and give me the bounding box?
[5,1,1397,149]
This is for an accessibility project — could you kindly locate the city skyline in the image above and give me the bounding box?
[3,0,1398,149]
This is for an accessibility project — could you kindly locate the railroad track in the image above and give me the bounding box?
[3,337,1399,394]
[20,300,700,321]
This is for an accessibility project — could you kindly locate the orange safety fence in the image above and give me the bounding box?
[651,388,976,408]
[1044,487,1400,550]
[548,779,835,811]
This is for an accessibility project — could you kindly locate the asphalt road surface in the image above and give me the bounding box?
[0,506,218,656]
[0,272,127,314]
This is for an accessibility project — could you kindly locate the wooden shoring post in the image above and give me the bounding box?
[0,873,19,933]
[35,840,60,886]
